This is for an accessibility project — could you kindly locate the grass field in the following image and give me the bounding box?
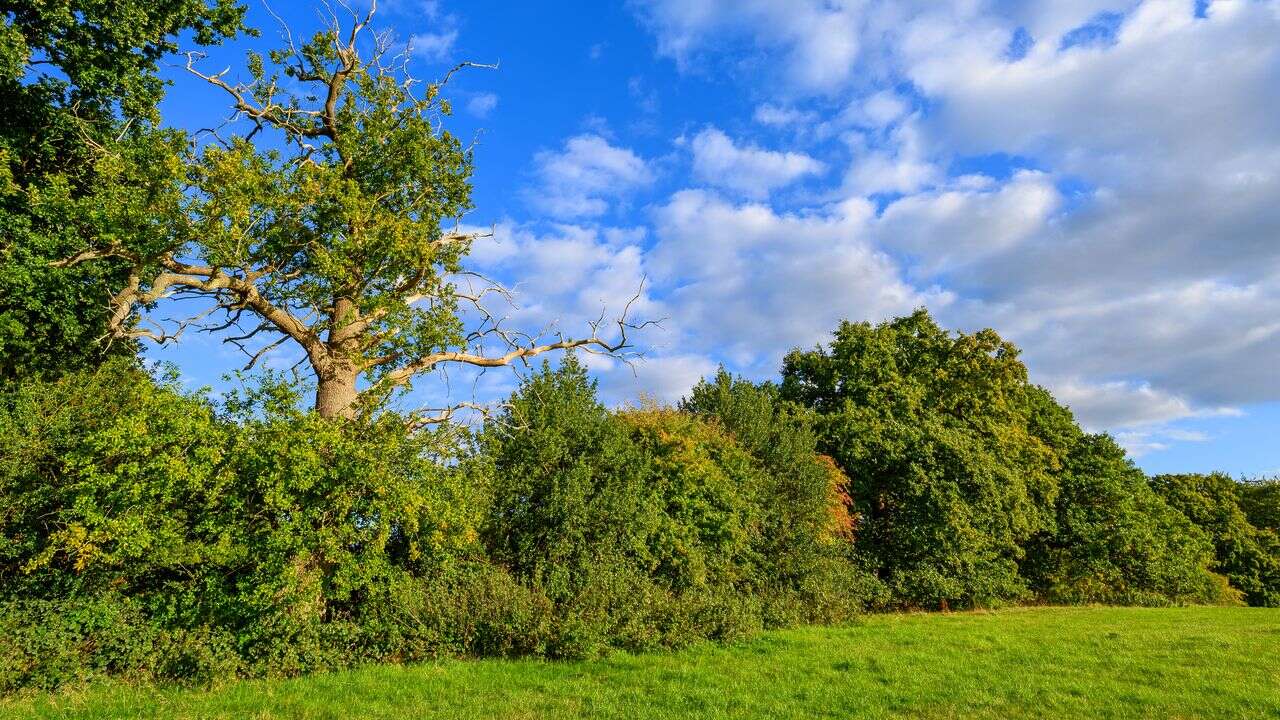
[4,606,1278,719]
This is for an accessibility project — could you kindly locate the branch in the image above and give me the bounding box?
[379,277,658,390]
[405,401,493,431]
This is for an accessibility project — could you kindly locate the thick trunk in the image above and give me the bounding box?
[315,295,360,419]
[315,366,359,419]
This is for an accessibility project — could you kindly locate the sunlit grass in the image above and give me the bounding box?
[6,606,1279,719]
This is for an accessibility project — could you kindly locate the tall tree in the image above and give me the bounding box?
[58,4,645,420]
[780,310,1060,608]
[0,0,246,378]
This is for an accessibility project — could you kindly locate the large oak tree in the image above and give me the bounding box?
[59,3,644,421]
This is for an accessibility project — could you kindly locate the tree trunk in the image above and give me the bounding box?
[315,295,360,419]
[315,365,359,419]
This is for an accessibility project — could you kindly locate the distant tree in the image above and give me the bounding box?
[780,309,1059,608]
[1023,434,1224,605]
[1238,477,1280,533]
[53,5,646,420]
[0,0,246,378]
[1151,472,1280,607]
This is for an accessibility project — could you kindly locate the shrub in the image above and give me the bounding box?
[0,361,491,686]
[681,369,884,620]
[479,357,880,657]
[0,596,240,692]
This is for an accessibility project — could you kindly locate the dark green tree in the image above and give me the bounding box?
[1239,477,1280,532]
[779,310,1059,608]
[1023,434,1224,605]
[479,355,654,597]
[0,0,246,378]
[1151,473,1280,607]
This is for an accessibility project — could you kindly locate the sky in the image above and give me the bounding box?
[149,0,1280,476]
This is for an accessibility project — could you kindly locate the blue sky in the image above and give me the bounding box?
[149,0,1280,476]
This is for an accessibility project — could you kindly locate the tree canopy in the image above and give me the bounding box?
[52,6,645,420]
[0,0,246,379]
[780,309,1060,607]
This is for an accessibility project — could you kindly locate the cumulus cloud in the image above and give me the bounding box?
[753,103,816,127]
[408,29,457,60]
[688,128,825,198]
[632,0,868,90]
[456,221,717,407]
[621,0,1280,461]
[648,189,944,373]
[526,135,654,218]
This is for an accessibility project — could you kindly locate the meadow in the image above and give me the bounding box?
[6,606,1278,720]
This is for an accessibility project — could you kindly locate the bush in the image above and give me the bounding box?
[479,357,880,657]
[681,369,884,620]
[0,361,491,686]
[0,596,239,692]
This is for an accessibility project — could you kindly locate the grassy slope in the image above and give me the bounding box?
[5,607,1279,719]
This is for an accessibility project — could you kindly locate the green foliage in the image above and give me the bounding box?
[479,355,651,599]
[479,357,881,658]
[0,1,246,378]
[1150,473,1280,607]
[479,357,763,655]
[1238,476,1280,532]
[682,369,887,619]
[780,309,1059,608]
[0,360,491,689]
[1023,435,1228,606]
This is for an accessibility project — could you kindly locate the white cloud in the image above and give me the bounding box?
[526,134,654,218]
[621,0,1280,461]
[633,0,868,90]
[466,92,498,117]
[648,189,945,373]
[753,104,816,127]
[688,127,824,198]
[408,29,457,60]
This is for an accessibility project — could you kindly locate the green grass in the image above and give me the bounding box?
[5,606,1279,719]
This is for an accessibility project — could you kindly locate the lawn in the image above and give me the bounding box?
[5,606,1278,719]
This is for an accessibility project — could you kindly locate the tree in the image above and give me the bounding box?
[780,310,1059,607]
[1023,434,1224,605]
[682,370,861,583]
[1239,476,1280,533]
[1151,472,1280,607]
[0,0,246,378]
[55,4,645,420]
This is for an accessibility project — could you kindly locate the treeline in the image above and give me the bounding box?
[3,312,1278,691]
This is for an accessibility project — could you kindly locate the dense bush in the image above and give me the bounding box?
[479,357,882,656]
[681,369,887,619]
[0,361,493,688]
[1151,473,1280,607]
